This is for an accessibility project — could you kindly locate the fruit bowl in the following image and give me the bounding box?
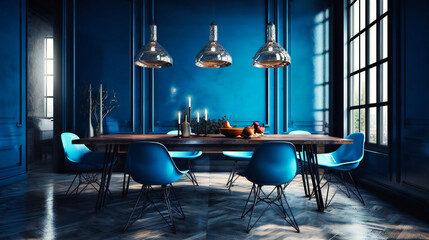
[219,128,244,138]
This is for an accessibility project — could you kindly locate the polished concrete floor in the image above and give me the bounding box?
[1,170,429,240]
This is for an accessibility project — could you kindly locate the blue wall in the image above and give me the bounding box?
[289,0,331,133]
[73,0,133,135]
[63,0,331,136]
[0,0,27,184]
[154,0,266,130]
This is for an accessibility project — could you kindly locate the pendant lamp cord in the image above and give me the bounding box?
[151,0,155,24]
[211,0,215,22]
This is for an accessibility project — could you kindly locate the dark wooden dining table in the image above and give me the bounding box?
[73,134,352,213]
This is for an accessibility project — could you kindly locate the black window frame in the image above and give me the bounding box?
[346,0,389,152]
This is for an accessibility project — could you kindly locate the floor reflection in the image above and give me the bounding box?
[0,171,428,239]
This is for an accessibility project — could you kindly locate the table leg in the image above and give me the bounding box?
[101,144,118,208]
[95,144,112,212]
[311,144,324,211]
[303,144,325,212]
[298,147,310,197]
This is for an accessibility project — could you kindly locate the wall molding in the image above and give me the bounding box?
[141,0,289,133]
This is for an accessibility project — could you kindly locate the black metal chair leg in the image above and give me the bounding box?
[163,185,177,233]
[227,160,238,190]
[241,184,255,219]
[347,172,365,205]
[65,173,79,196]
[279,186,300,232]
[123,185,145,232]
[246,185,260,233]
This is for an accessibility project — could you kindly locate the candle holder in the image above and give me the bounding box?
[204,120,208,136]
[188,107,191,123]
[196,122,199,136]
[189,106,192,136]
[177,123,181,138]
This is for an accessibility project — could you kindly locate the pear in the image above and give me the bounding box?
[223,120,232,128]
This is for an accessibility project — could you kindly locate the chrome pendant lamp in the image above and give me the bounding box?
[134,24,173,68]
[195,22,232,68]
[253,22,290,68]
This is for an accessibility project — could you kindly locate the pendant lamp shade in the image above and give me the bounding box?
[135,24,173,68]
[252,22,290,68]
[195,22,232,68]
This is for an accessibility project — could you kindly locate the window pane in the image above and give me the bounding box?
[369,67,377,103]
[46,98,53,118]
[360,108,366,136]
[350,109,360,134]
[46,76,54,96]
[381,17,388,59]
[351,38,360,72]
[368,25,377,64]
[360,0,366,31]
[369,107,377,143]
[351,74,359,106]
[360,71,366,104]
[350,1,360,37]
[369,0,377,24]
[380,106,388,145]
[360,32,366,68]
[381,63,388,102]
[46,60,54,75]
[46,38,54,59]
[369,25,377,64]
[381,0,388,15]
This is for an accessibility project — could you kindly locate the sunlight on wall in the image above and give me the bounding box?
[313,8,330,133]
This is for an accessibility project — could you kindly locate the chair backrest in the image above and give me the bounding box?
[244,141,298,186]
[289,130,311,135]
[166,130,181,135]
[127,141,183,185]
[332,132,365,166]
[105,116,120,134]
[61,132,91,163]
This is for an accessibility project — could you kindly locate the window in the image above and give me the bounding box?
[44,37,54,118]
[347,0,388,147]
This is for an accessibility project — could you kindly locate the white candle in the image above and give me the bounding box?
[178,112,181,124]
[205,109,207,121]
[99,84,103,135]
[189,97,191,108]
[100,84,102,117]
[197,112,200,123]
[89,84,92,112]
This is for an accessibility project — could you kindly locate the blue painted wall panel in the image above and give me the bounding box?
[289,0,330,133]
[153,0,267,131]
[74,0,132,135]
[64,0,330,135]
[0,0,26,183]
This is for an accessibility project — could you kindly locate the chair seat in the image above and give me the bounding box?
[316,153,361,171]
[222,151,253,159]
[66,152,105,171]
[169,151,202,159]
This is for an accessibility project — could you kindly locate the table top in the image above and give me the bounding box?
[73,134,352,151]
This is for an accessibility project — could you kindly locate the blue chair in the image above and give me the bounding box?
[240,142,300,233]
[167,130,202,191]
[123,141,188,233]
[316,132,365,207]
[289,130,312,196]
[223,151,253,190]
[61,132,105,196]
[104,116,120,134]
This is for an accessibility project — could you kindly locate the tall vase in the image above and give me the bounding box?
[88,114,94,137]
[88,84,94,137]
[99,84,103,135]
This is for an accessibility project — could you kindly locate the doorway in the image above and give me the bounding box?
[26,0,59,172]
